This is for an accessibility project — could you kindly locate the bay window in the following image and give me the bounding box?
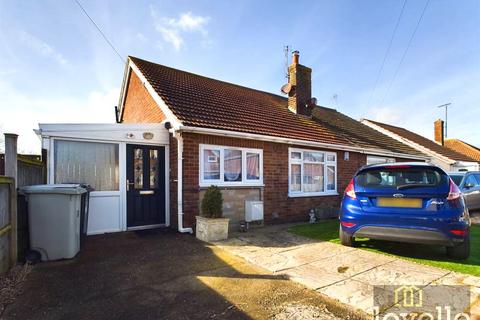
[200,144,263,186]
[289,148,337,196]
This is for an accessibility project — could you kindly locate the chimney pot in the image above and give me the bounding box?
[292,50,300,64]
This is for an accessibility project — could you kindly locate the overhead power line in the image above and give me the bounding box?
[378,0,431,107]
[365,0,408,109]
[73,0,125,64]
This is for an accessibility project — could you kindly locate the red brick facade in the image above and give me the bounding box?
[121,68,422,230]
[122,71,166,124]
[178,132,367,228]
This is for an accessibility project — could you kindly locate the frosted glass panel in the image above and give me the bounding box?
[54,140,119,191]
[150,150,159,189]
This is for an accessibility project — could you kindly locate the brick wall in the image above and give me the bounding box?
[122,70,167,123]
[177,132,367,228]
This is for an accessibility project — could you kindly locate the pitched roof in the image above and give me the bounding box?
[128,56,424,157]
[312,108,424,156]
[364,119,476,162]
[445,139,480,162]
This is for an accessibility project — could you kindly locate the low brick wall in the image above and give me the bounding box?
[199,187,262,227]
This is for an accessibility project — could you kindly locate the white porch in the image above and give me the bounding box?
[37,123,170,235]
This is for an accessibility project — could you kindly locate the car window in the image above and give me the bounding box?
[474,174,480,185]
[356,167,447,189]
[464,175,479,187]
[450,175,464,186]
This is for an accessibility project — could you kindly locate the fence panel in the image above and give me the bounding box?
[17,157,44,187]
[0,177,15,273]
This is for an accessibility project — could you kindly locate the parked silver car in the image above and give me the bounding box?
[449,172,480,211]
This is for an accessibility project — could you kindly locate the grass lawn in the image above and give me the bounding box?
[289,220,480,277]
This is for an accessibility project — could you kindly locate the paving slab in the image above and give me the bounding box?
[212,223,480,317]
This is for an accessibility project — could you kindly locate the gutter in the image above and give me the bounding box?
[175,125,429,161]
[174,131,193,234]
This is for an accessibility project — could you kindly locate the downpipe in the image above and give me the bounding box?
[175,132,193,234]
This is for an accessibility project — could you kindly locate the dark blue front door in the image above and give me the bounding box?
[126,144,166,228]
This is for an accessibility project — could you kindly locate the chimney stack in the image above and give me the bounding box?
[434,119,445,145]
[288,51,312,116]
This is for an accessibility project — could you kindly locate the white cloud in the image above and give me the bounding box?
[368,107,402,124]
[18,31,68,66]
[150,8,210,51]
[136,32,148,42]
[0,79,118,154]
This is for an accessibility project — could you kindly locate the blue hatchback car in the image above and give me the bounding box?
[339,162,470,259]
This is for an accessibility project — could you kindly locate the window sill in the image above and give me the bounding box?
[288,192,339,198]
[199,183,265,188]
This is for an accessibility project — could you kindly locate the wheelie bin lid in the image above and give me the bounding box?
[20,184,87,195]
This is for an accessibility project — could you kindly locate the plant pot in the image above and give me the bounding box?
[196,216,230,242]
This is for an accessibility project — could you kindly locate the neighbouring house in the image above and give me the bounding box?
[362,119,479,172]
[444,139,480,165]
[37,51,427,235]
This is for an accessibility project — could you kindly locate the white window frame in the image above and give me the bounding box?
[288,147,338,197]
[199,144,263,187]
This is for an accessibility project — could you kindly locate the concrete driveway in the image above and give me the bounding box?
[212,224,480,317]
[2,229,364,320]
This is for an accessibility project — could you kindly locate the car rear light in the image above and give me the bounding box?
[450,229,467,236]
[447,178,461,201]
[345,178,356,199]
[341,221,356,228]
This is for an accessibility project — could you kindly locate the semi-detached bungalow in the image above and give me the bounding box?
[37,52,427,235]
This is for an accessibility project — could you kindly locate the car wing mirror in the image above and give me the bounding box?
[464,183,474,189]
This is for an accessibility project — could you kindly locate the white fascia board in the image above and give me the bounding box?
[128,58,183,129]
[117,60,131,120]
[361,120,453,164]
[38,123,166,132]
[37,123,170,145]
[177,125,429,160]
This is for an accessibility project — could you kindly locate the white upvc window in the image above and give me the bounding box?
[199,144,263,187]
[288,148,337,197]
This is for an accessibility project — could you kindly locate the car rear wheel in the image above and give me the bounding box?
[339,225,355,247]
[446,236,470,260]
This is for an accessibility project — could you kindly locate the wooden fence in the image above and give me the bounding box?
[0,154,44,187]
[0,177,17,274]
[1,134,46,273]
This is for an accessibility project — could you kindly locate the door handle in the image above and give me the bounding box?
[127,179,135,191]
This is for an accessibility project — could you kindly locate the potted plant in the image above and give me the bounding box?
[196,186,229,242]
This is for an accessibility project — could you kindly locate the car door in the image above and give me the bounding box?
[462,174,480,210]
[473,174,480,210]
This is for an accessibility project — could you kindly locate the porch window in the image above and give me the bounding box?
[289,148,337,197]
[54,140,119,191]
[200,144,263,186]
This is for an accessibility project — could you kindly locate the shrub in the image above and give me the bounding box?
[201,186,223,218]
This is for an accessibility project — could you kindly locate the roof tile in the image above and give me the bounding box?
[366,119,476,162]
[129,56,423,158]
[445,139,480,162]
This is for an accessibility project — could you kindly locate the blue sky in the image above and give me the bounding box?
[0,0,479,153]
